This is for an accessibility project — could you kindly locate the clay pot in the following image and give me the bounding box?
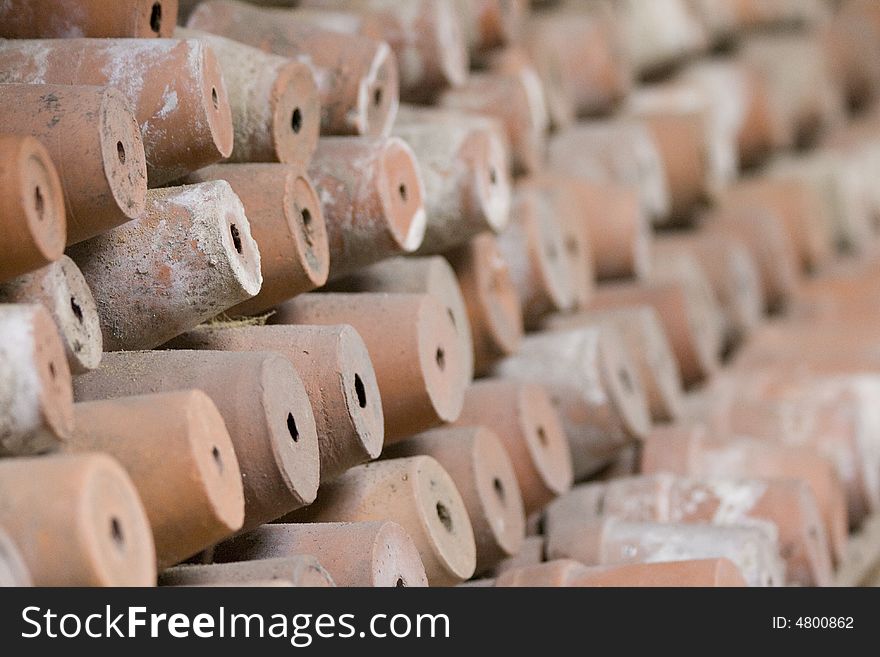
[642,427,848,567]
[0,135,65,283]
[446,233,524,376]
[392,108,511,254]
[703,203,800,312]
[573,559,747,587]
[296,0,469,103]
[68,182,262,351]
[626,85,712,222]
[543,306,684,423]
[524,8,632,118]
[653,233,764,346]
[212,521,428,587]
[494,559,589,587]
[546,517,783,587]
[272,293,465,443]
[177,28,320,167]
[160,556,334,587]
[0,303,72,456]
[454,380,574,515]
[73,350,320,532]
[68,390,245,569]
[187,0,398,137]
[720,178,833,273]
[0,453,155,586]
[589,280,719,387]
[492,325,651,479]
[547,473,833,587]
[495,184,576,328]
[328,256,475,385]
[385,426,526,574]
[186,164,328,316]
[0,527,31,587]
[740,33,844,150]
[0,84,146,245]
[648,246,725,366]
[0,38,233,185]
[288,457,477,586]
[0,0,178,38]
[439,72,548,175]
[166,324,383,482]
[309,137,427,280]
[0,256,102,374]
[547,120,670,226]
[456,0,525,55]
[493,535,545,577]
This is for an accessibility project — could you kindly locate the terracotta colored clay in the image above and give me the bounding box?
[439,71,548,175]
[573,559,747,587]
[678,58,774,171]
[272,293,464,443]
[565,179,651,281]
[493,535,545,576]
[297,0,468,102]
[0,256,102,374]
[328,256,474,385]
[0,453,155,586]
[524,9,631,119]
[589,281,719,387]
[0,135,65,282]
[212,521,428,587]
[642,427,848,565]
[827,0,880,110]
[289,457,477,586]
[392,110,511,254]
[740,33,844,150]
[177,28,319,167]
[496,184,576,328]
[0,527,31,587]
[766,151,873,255]
[454,380,574,515]
[0,304,72,456]
[543,307,684,423]
[386,426,525,574]
[0,0,178,38]
[187,0,399,137]
[73,350,320,531]
[160,556,334,587]
[548,473,832,587]
[491,325,651,479]
[546,517,783,587]
[703,204,799,312]
[456,0,525,54]
[547,120,671,225]
[653,234,764,345]
[185,165,328,316]
[612,0,707,76]
[648,247,725,366]
[711,369,880,525]
[67,391,245,569]
[530,177,598,309]
[0,38,233,186]
[495,559,589,587]
[446,233,524,376]
[309,137,426,280]
[68,182,262,351]
[630,88,712,221]
[0,84,146,245]
[167,324,383,481]
[720,178,833,273]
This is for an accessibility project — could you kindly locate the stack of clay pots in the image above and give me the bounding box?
[2,0,880,588]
